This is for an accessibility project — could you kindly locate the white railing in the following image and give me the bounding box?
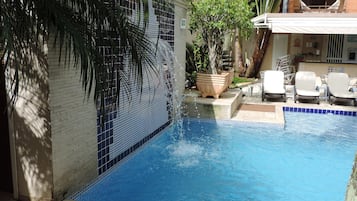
[327,34,344,63]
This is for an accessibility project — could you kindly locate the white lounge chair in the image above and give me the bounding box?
[327,72,357,106]
[262,70,286,102]
[294,71,320,104]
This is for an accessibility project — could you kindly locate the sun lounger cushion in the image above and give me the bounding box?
[262,70,286,102]
[327,72,357,105]
[263,70,285,94]
[295,71,320,97]
[327,72,357,99]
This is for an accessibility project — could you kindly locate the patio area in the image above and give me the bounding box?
[183,81,357,126]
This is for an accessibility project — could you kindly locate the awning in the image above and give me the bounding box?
[252,13,357,34]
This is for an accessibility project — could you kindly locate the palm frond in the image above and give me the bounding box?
[255,0,282,15]
[0,0,163,115]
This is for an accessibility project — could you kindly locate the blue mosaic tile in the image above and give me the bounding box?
[95,1,178,175]
[283,106,356,116]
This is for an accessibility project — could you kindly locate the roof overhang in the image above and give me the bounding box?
[252,13,357,34]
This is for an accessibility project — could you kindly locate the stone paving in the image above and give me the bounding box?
[231,83,357,126]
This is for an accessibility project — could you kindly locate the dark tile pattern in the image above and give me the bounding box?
[283,106,357,116]
[154,0,175,49]
[98,121,170,175]
[96,0,175,175]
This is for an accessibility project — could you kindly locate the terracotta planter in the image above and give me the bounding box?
[223,68,234,91]
[196,72,230,99]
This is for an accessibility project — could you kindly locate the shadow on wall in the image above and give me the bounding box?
[0,63,12,194]
[6,54,53,200]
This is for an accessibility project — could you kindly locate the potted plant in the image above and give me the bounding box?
[189,0,253,98]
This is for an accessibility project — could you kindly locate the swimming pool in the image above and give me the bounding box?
[74,111,357,201]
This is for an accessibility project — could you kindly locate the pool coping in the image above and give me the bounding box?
[184,88,357,126]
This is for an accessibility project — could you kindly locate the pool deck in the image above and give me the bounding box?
[184,84,357,126]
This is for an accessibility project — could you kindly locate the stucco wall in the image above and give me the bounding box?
[6,51,53,201]
[345,154,357,201]
[298,62,357,77]
[174,0,187,95]
[345,0,357,13]
[48,45,97,200]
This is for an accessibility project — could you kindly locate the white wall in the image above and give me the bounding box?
[272,34,289,68]
[174,0,188,95]
[6,46,53,201]
[48,44,98,200]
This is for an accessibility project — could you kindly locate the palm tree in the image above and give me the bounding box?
[0,0,157,111]
[245,0,281,77]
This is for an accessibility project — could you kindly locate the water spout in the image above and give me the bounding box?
[131,0,184,138]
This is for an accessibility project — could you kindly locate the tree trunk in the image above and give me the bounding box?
[233,30,245,77]
[207,31,223,75]
[208,42,218,74]
[245,29,272,78]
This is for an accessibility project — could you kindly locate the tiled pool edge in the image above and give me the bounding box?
[68,120,172,201]
[345,154,357,201]
[98,120,171,175]
[283,106,357,116]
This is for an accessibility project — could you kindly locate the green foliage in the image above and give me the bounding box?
[185,40,209,88]
[190,0,254,38]
[188,0,254,74]
[185,38,210,73]
[255,0,282,16]
[232,76,252,84]
[192,37,209,73]
[186,42,196,73]
[228,76,255,88]
[0,0,160,113]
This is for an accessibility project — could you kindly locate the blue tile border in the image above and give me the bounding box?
[283,106,357,116]
[98,120,171,175]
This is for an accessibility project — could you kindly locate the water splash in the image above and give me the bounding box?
[132,1,193,161]
[166,140,203,167]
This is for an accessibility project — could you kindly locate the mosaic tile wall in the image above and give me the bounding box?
[96,0,175,175]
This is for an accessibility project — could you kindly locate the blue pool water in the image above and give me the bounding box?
[74,112,357,201]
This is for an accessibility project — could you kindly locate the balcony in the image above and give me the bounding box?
[300,0,340,13]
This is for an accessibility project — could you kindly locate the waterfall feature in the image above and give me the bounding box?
[96,0,180,175]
